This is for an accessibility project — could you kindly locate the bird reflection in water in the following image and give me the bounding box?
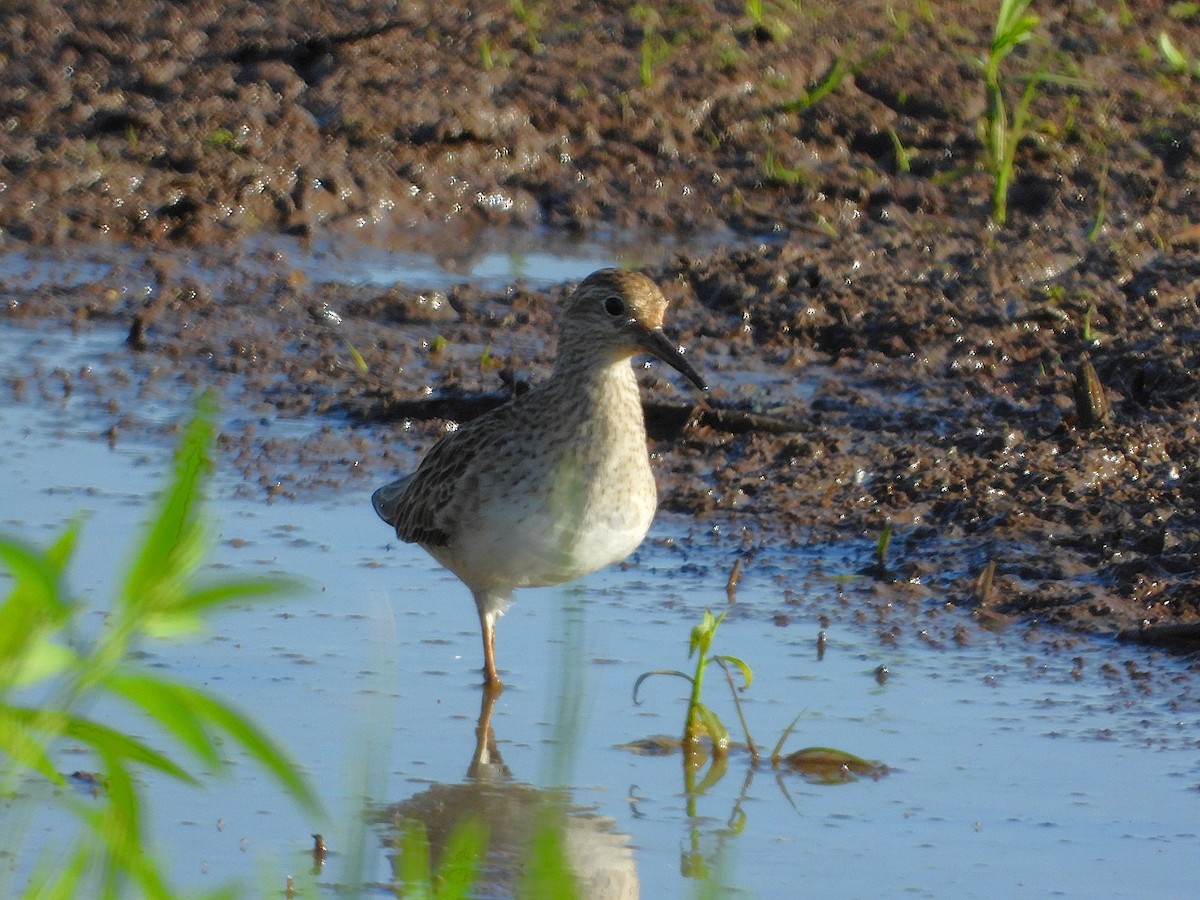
[373,690,639,899]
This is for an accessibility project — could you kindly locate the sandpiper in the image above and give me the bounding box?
[372,268,706,691]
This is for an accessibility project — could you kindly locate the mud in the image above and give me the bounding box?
[2,2,1199,644]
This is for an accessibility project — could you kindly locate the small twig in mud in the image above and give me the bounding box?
[725,556,742,605]
[974,558,997,605]
[1072,354,1109,429]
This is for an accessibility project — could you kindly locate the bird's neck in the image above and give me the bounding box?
[550,351,639,403]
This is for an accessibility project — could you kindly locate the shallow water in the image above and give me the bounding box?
[3,264,1200,898]
[0,228,723,293]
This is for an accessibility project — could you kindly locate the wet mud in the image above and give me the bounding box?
[2,2,1199,646]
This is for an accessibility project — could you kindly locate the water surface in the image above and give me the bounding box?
[2,258,1199,898]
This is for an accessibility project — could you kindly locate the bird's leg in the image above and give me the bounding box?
[478,605,503,693]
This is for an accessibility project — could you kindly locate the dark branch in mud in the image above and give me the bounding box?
[348,395,810,441]
[1117,622,1200,650]
[218,19,409,70]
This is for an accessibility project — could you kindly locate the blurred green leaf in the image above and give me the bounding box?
[60,712,197,785]
[436,817,489,900]
[121,391,215,618]
[7,639,78,688]
[103,672,224,768]
[1,392,321,897]
[397,819,433,898]
[0,704,60,782]
[519,809,579,900]
[178,576,299,615]
[0,528,78,674]
[83,748,173,898]
[1158,31,1188,69]
[175,686,320,814]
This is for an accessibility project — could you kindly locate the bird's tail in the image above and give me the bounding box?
[371,474,415,526]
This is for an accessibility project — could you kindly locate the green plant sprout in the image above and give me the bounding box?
[1158,31,1200,77]
[509,0,544,54]
[743,0,793,42]
[640,33,672,88]
[0,392,319,898]
[1088,158,1109,242]
[631,606,886,786]
[888,128,914,173]
[1080,303,1108,343]
[479,344,503,370]
[875,519,893,571]
[633,609,752,765]
[629,602,887,887]
[202,126,238,152]
[760,148,808,186]
[346,339,369,373]
[631,4,674,88]
[781,53,853,113]
[980,0,1043,225]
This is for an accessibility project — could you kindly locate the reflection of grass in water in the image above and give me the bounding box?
[0,392,319,898]
[394,816,491,900]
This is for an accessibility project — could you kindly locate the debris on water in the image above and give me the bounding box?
[777,747,890,784]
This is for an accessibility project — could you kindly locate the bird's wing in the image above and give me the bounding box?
[371,419,502,547]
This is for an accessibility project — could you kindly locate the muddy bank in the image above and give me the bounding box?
[2,2,1199,644]
[3,2,1197,245]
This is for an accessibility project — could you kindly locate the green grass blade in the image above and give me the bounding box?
[770,712,805,765]
[519,809,580,900]
[0,531,77,668]
[103,671,224,768]
[25,843,92,900]
[434,817,489,899]
[121,391,216,615]
[0,704,62,782]
[61,713,197,785]
[177,688,321,815]
[396,819,433,899]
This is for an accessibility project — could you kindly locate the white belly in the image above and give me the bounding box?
[432,448,658,594]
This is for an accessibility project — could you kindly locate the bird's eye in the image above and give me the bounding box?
[604,295,626,317]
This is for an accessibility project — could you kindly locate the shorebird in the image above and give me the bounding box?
[372,268,706,691]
